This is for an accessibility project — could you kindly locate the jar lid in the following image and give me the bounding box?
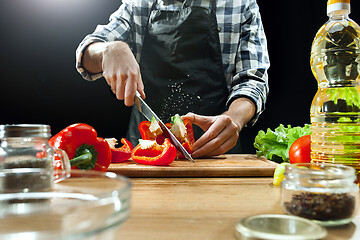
[235,214,327,240]
[0,124,51,138]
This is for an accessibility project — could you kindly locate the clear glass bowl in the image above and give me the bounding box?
[0,169,131,240]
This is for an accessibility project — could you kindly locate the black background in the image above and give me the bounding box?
[0,0,359,153]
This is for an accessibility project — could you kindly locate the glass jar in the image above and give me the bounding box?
[0,124,70,193]
[281,163,359,226]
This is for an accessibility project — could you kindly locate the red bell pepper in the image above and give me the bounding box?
[131,138,176,166]
[106,138,133,163]
[49,123,112,172]
[138,116,195,159]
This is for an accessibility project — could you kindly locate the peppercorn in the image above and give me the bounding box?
[284,192,355,221]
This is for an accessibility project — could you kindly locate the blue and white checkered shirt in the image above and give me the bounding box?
[76,0,270,125]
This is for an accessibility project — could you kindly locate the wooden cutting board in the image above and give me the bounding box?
[108,154,277,177]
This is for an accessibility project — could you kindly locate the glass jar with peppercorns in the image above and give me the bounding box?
[281,163,359,226]
[0,124,70,193]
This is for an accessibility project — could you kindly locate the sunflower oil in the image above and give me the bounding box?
[310,0,360,178]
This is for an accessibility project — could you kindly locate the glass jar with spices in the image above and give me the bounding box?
[281,163,359,226]
[0,124,70,193]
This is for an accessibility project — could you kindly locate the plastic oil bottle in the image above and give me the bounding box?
[310,0,360,178]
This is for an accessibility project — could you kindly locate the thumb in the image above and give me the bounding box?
[182,112,213,131]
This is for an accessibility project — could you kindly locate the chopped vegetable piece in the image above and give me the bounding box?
[149,117,163,136]
[170,114,187,142]
[273,162,290,186]
[131,138,176,166]
[139,121,165,144]
[106,138,133,163]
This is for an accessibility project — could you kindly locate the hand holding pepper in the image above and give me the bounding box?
[181,98,256,158]
[181,112,239,158]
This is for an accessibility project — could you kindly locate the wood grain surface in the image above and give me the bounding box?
[108,154,278,177]
[115,177,360,240]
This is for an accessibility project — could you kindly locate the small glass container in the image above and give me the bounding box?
[0,124,70,193]
[281,163,359,226]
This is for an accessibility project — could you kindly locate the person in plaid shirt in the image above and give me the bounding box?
[76,0,270,158]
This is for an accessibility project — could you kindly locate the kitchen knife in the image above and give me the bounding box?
[134,91,195,163]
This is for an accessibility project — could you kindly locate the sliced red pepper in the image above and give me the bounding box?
[139,121,166,144]
[49,123,112,171]
[166,119,195,159]
[138,118,195,159]
[106,138,133,163]
[131,138,176,166]
[139,121,153,140]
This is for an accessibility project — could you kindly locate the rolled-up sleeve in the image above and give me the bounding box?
[75,1,134,81]
[226,0,270,126]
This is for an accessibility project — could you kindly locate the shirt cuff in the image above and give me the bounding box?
[75,37,107,81]
[226,81,267,127]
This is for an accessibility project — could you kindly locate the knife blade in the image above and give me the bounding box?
[134,91,194,163]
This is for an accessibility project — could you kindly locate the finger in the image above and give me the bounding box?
[103,72,116,94]
[117,74,126,100]
[181,112,195,122]
[111,79,117,95]
[192,126,229,158]
[207,130,238,156]
[192,118,225,151]
[193,116,238,156]
[193,123,238,158]
[198,134,238,158]
[182,113,214,132]
[124,72,138,106]
[104,74,112,87]
[137,73,146,99]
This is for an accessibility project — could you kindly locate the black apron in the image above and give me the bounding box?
[127,0,230,148]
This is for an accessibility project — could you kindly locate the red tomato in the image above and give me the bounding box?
[289,135,311,164]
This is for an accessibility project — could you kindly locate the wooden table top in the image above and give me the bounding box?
[114,177,360,240]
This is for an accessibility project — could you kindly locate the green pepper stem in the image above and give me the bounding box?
[70,149,92,166]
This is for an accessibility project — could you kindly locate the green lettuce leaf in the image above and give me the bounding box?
[254,124,311,163]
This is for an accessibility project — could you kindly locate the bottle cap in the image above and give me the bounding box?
[327,0,350,15]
